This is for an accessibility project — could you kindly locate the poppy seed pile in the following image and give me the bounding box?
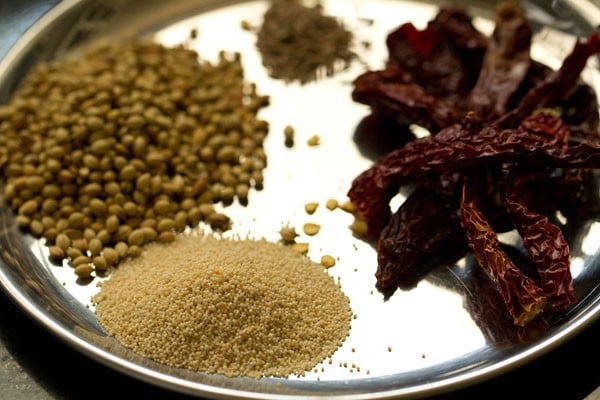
[92,233,352,378]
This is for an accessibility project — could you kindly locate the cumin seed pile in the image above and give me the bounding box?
[93,233,352,378]
[256,0,356,84]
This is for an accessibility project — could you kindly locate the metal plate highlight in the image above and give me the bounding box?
[0,0,599,399]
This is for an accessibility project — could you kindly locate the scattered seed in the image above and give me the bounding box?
[325,198,338,210]
[303,222,321,236]
[292,242,309,255]
[304,202,319,214]
[74,263,94,278]
[307,135,320,146]
[350,219,369,236]
[279,225,298,244]
[339,200,356,213]
[321,254,336,268]
[240,19,253,31]
[48,246,65,263]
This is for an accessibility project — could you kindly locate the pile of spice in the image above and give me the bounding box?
[92,233,352,378]
[0,38,270,279]
[347,2,600,326]
[255,0,356,84]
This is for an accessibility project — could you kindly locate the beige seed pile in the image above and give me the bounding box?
[0,38,270,278]
[93,234,352,379]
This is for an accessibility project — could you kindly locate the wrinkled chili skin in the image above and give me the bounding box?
[352,5,487,134]
[354,13,599,134]
[386,5,486,100]
[495,30,600,128]
[349,1,600,326]
[376,184,468,295]
[560,83,600,133]
[504,171,576,310]
[463,255,549,344]
[460,179,547,326]
[468,1,532,120]
[348,113,600,234]
[352,67,461,133]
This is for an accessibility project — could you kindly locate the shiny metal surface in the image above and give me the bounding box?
[0,0,599,399]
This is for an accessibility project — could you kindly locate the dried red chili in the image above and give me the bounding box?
[347,1,600,326]
[349,113,600,233]
[376,184,468,295]
[504,171,576,310]
[495,30,600,128]
[460,177,547,326]
[467,1,532,120]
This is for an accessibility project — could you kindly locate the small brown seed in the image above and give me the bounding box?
[68,212,85,229]
[72,255,92,266]
[89,198,107,216]
[307,135,320,146]
[291,242,309,255]
[127,229,146,247]
[102,247,120,266]
[283,125,294,147]
[114,225,132,242]
[321,255,336,268]
[18,199,38,215]
[304,202,319,214]
[43,228,59,243]
[350,219,368,236]
[55,233,71,251]
[16,215,30,228]
[207,212,230,230]
[93,256,108,271]
[66,247,83,260]
[29,220,45,237]
[119,164,137,181]
[158,230,176,243]
[339,200,356,213]
[127,245,142,258]
[187,207,202,227]
[235,183,250,202]
[279,226,298,244]
[74,263,94,278]
[174,211,188,232]
[105,215,120,233]
[97,229,112,245]
[154,199,171,215]
[48,246,65,263]
[156,218,175,232]
[198,203,215,216]
[303,223,321,236]
[141,226,158,242]
[325,198,338,210]
[71,238,88,252]
[88,238,103,256]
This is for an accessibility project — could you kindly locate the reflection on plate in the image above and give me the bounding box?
[0,0,599,399]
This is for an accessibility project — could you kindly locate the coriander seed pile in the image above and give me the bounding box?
[0,38,270,278]
[93,234,352,379]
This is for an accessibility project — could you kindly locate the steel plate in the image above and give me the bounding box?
[0,0,599,399]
